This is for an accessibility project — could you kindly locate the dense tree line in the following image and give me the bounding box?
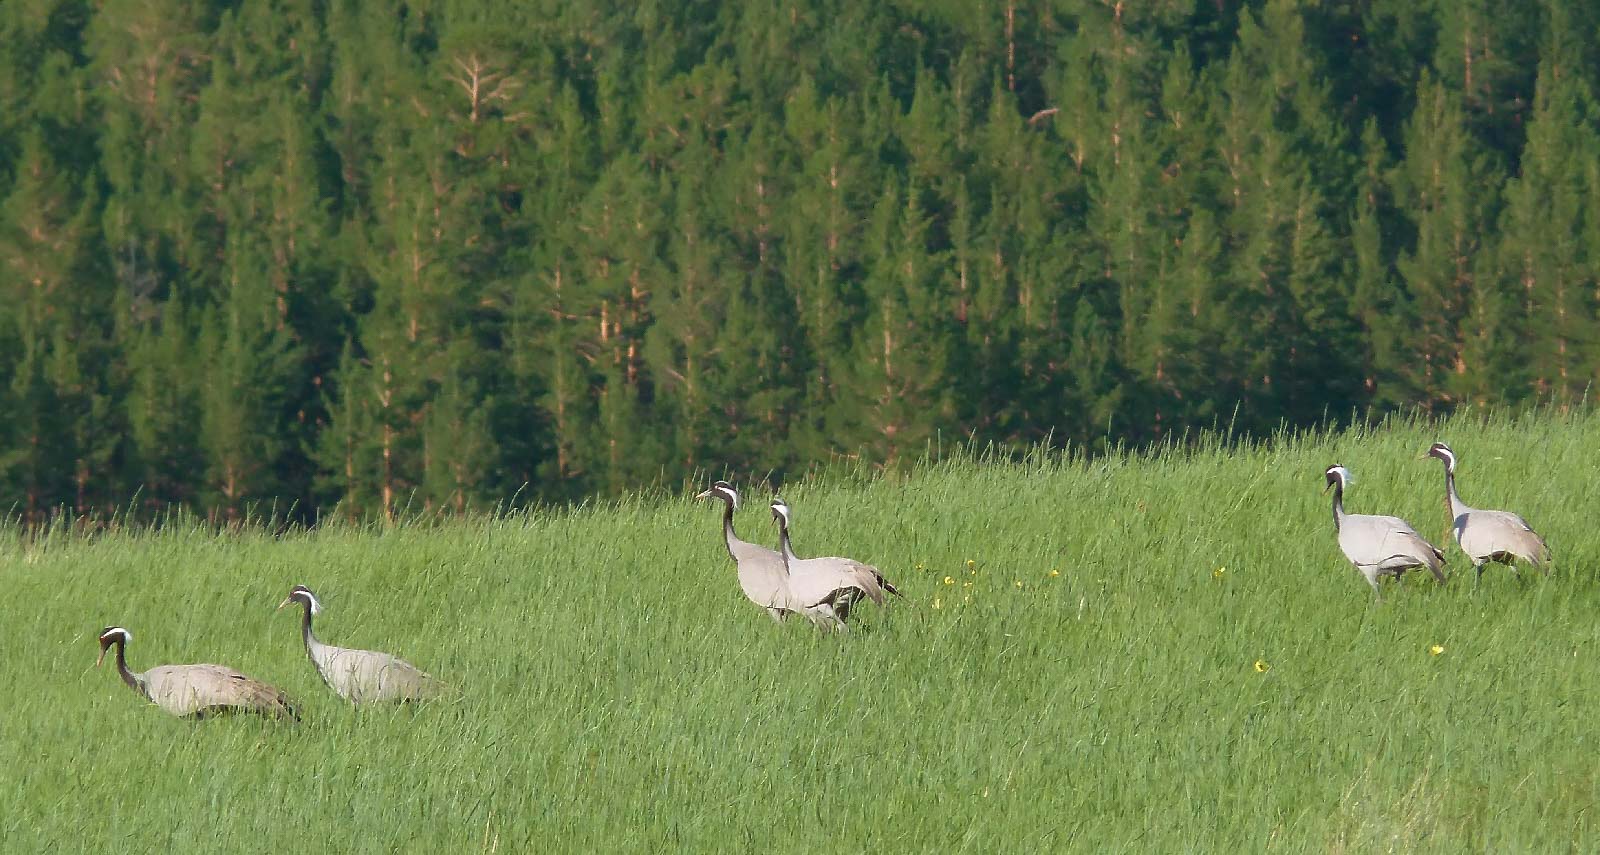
[2,0,1598,521]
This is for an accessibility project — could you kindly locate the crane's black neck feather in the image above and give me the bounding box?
[1434,455,1468,524]
[775,515,798,563]
[1330,481,1344,532]
[111,637,144,698]
[295,598,321,656]
[719,499,739,560]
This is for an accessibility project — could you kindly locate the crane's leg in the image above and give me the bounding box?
[821,604,846,633]
[1474,561,1486,587]
[803,603,844,632]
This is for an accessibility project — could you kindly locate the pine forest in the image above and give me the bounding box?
[2,0,1599,522]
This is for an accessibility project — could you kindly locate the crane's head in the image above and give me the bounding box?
[1425,442,1456,472]
[695,480,739,509]
[1323,465,1352,493]
[770,498,792,530]
[96,626,132,667]
[277,585,323,615]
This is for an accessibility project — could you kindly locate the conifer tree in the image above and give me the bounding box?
[1349,121,1407,408]
[1393,73,1498,409]
[4,3,1600,517]
[1496,33,1600,403]
[124,296,200,510]
[194,242,298,520]
[833,179,953,462]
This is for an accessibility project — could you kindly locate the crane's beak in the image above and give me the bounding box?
[1322,481,1332,494]
[276,597,293,611]
[95,647,108,667]
[694,489,713,500]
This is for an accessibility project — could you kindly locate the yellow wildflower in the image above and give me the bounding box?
[915,562,925,572]
[1213,566,1226,580]
[931,597,942,610]
[1430,644,1445,656]
[1014,580,1024,588]
[943,576,955,586]
[963,581,973,589]
[1048,569,1060,578]
[966,559,976,570]
[1253,660,1270,673]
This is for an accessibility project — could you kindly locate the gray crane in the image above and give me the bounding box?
[769,498,897,630]
[277,586,444,703]
[1425,442,1550,583]
[696,481,796,622]
[95,626,299,720]
[1324,465,1447,595]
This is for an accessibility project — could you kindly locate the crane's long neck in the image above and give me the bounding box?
[298,602,324,661]
[1331,483,1345,532]
[719,500,740,560]
[112,639,145,698]
[1444,466,1467,520]
[295,601,338,692]
[777,519,799,564]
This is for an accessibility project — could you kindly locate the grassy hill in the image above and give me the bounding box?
[4,409,1596,851]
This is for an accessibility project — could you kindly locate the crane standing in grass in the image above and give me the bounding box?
[1323,465,1447,596]
[769,497,898,629]
[95,626,299,720]
[278,586,444,703]
[696,481,796,622]
[1424,442,1550,584]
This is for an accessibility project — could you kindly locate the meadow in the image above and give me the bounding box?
[3,409,1598,852]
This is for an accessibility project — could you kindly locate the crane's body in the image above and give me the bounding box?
[770,498,898,629]
[279,587,443,704]
[1426,443,1550,583]
[96,627,298,720]
[697,482,796,621]
[1324,465,1447,595]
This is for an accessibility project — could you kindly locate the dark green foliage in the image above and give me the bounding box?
[0,1,1593,520]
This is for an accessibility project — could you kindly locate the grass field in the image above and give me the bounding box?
[3,409,1598,852]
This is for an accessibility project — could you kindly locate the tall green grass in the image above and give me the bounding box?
[4,409,1598,851]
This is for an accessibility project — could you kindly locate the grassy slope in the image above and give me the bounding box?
[3,410,1598,852]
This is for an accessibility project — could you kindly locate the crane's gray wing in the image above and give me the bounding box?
[861,562,900,597]
[144,665,298,719]
[1340,515,1444,577]
[320,647,443,703]
[838,560,887,605]
[1388,528,1448,582]
[1460,510,1551,565]
[787,557,885,608]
